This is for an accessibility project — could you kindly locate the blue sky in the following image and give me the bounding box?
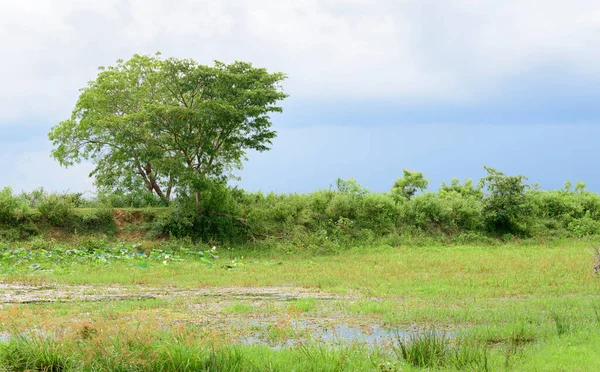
[2,0,600,194]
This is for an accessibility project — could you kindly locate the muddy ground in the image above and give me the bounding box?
[0,283,350,304]
[0,283,415,345]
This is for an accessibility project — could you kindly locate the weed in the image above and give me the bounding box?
[290,297,317,313]
[265,315,296,345]
[396,331,447,368]
[1,335,76,371]
[223,302,254,314]
[395,331,489,370]
[550,310,572,336]
[592,301,600,326]
[509,322,536,346]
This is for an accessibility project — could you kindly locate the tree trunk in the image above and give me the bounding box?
[195,191,201,215]
[135,158,169,204]
[150,179,167,202]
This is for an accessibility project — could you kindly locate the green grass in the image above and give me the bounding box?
[2,238,600,370]
[396,331,490,370]
[0,336,401,371]
[5,240,598,297]
[223,301,255,314]
[289,297,318,313]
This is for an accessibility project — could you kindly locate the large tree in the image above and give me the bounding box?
[49,54,287,203]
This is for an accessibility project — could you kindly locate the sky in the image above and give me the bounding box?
[1,0,600,194]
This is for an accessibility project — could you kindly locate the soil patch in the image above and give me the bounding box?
[0,283,349,304]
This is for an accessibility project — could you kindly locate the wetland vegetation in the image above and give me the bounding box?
[1,229,600,370]
[2,54,599,370]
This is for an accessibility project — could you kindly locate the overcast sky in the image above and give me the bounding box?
[2,0,600,194]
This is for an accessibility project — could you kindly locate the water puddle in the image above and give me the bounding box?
[0,323,455,348]
[240,320,454,347]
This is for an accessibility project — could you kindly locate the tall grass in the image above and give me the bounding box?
[550,310,572,337]
[0,335,394,372]
[395,331,489,370]
[1,335,75,372]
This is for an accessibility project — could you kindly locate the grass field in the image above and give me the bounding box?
[1,238,600,370]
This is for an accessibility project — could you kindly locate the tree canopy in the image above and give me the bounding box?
[391,169,429,200]
[49,54,288,202]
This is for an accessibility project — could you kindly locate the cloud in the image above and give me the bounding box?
[1,0,600,123]
[125,0,235,41]
[404,1,600,96]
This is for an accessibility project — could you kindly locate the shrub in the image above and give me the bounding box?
[326,193,361,221]
[479,167,532,235]
[391,169,429,201]
[439,178,483,199]
[401,194,450,231]
[399,193,482,234]
[568,211,600,237]
[77,207,117,235]
[0,187,27,225]
[37,194,75,227]
[335,178,369,197]
[19,187,46,208]
[157,182,246,243]
[358,193,397,234]
[441,192,483,231]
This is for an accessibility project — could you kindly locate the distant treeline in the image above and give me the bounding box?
[2,167,600,247]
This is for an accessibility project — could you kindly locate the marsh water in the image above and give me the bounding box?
[0,283,455,347]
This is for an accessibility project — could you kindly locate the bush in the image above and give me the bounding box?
[326,193,361,221]
[157,182,246,243]
[391,169,429,201]
[358,193,397,234]
[9,167,600,244]
[439,178,483,199]
[0,187,27,225]
[0,187,37,240]
[399,193,482,234]
[37,194,75,227]
[568,211,600,237]
[19,187,46,208]
[77,207,117,235]
[479,167,532,235]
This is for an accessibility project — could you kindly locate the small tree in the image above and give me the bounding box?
[479,166,531,235]
[335,178,369,197]
[49,53,288,204]
[439,178,483,199]
[391,170,429,200]
[562,180,587,193]
[0,187,27,225]
[575,181,587,193]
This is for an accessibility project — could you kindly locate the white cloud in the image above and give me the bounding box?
[1,0,600,123]
[124,0,235,41]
